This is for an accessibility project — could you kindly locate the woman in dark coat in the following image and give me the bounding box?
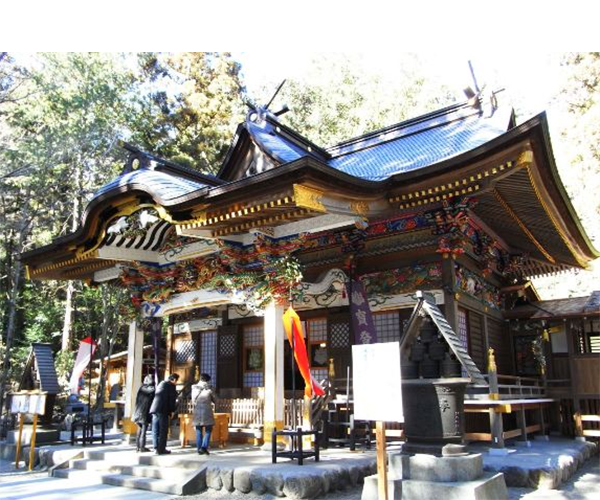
[133,374,155,452]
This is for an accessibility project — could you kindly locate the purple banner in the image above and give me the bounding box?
[349,278,377,344]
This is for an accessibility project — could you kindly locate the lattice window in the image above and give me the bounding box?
[576,317,600,354]
[244,325,263,346]
[243,371,264,387]
[457,308,469,377]
[330,323,350,348]
[219,334,237,357]
[307,319,327,342]
[244,325,264,386]
[374,311,401,343]
[457,308,469,350]
[310,368,328,383]
[200,331,217,385]
[174,338,196,364]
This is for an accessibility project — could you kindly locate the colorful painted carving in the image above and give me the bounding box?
[454,263,502,310]
[121,234,305,311]
[425,198,475,258]
[360,263,443,296]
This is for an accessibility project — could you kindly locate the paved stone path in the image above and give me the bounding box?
[1,439,598,500]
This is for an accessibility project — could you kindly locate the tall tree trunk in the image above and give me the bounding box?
[61,169,81,351]
[94,286,121,412]
[0,206,31,414]
[61,281,75,351]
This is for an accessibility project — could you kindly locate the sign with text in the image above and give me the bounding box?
[352,342,403,422]
[10,392,47,415]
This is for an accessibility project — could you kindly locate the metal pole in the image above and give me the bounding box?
[87,333,93,443]
[291,315,296,432]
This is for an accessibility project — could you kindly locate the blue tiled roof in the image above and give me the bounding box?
[246,120,310,164]
[92,169,207,202]
[327,107,513,181]
[245,104,512,182]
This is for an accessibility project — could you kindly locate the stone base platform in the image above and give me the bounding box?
[469,437,598,489]
[379,451,508,500]
[399,472,507,500]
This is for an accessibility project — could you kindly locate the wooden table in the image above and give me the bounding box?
[179,412,229,448]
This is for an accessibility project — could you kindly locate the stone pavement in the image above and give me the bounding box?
[0,437,597,499]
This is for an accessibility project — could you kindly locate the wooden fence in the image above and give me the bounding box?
[178,397,305,429]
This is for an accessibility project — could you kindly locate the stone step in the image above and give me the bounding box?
[120,463,195,481]
[55,461,205,495]
[53,468,106,483]
[83,448,139,461]
[101,472,185,495]
[138,453,206,470]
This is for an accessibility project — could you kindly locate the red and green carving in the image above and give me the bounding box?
[360,262,443,296]
[454,263,502,310]
[121,234,305,309]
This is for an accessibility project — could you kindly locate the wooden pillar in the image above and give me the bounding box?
[123,320,144,434]
[489,406,505,448]
[262,302,285,448]
[166,317,174,377]
[566,318,581,416]
[516,405,529,443]
[441,257,459,332]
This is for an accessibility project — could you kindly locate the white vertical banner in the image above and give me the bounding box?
[69,336,96,395]
[352,341,403,422]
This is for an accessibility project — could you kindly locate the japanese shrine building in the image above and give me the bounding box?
[21,92,599,440]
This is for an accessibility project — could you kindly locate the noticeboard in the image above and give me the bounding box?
[10,392,47,415]
[352,342,403,422]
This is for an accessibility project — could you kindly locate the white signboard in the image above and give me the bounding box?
[352,342,403,422]
[10,392,47,415]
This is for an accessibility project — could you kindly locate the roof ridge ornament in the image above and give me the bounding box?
[245,80,290,126]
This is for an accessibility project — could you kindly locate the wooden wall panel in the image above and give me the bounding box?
[487,317,512,375]
[572,357,600,395]
[468,311,486,372]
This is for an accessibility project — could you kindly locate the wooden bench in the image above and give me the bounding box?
[574,412,600,439]
[464,397,553,447]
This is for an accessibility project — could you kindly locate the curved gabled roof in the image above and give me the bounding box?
[328,106,513,181]
[236,98,513,182]
[92,168,209,204]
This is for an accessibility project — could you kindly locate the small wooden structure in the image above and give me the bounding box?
[10,391,46,470]
[18,343,60,424]
[505,291,600,439]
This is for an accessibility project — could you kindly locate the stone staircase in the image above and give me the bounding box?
[53,448,207,495]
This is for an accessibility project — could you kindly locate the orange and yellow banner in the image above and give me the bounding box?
[283,306,325,398]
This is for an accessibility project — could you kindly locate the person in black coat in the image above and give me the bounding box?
[132,374,155,452]
[149,373,179,455]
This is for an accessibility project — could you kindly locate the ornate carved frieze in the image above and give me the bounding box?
[454,263,502,310]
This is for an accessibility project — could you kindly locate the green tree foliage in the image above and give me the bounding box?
[531,52,600,298]
[0,53,134,402]
[1,52,246,404]
[131,52,245,173]
[257,54,456,147]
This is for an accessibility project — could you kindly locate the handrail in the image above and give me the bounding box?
[469,371,547,400]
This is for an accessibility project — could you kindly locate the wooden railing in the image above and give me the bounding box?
[574,412,600,438]
[216,398,263,428]
[178,397,305,429]
[466,373,547,400]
